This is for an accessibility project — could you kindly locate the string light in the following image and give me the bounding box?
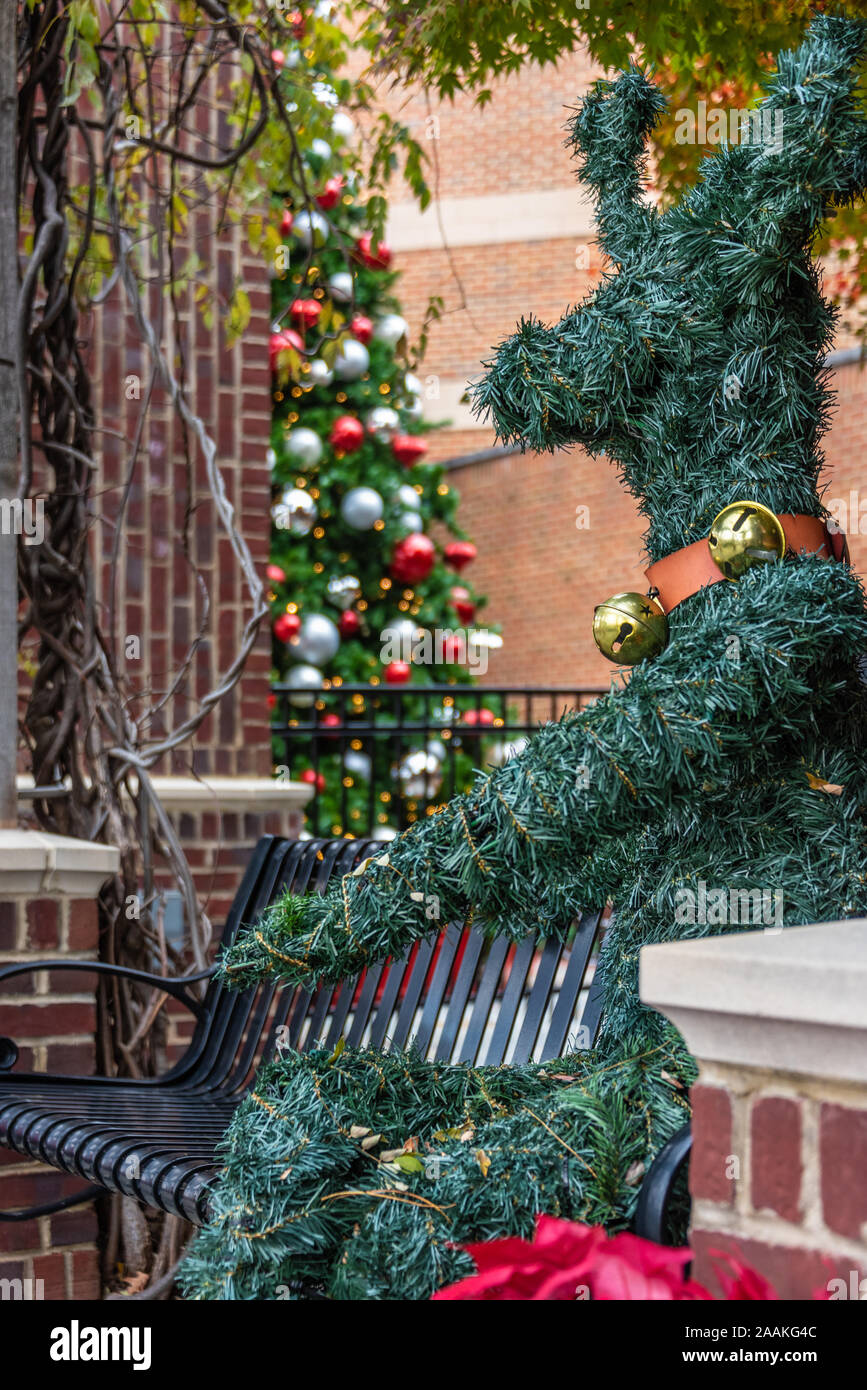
[379,383,390,395]
[373,519,385,531]
[313,526,325,539]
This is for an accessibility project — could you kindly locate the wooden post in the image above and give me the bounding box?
[0,2,17,827]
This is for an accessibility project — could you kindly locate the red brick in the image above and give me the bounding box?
[0,900,18,950]
[67,899,98,951]
[31,1251,67,1300]
[750,1095,803,1223]
[691,1228,863,1301]
[820,1103,867,1240]
[68,1248,102,1299]
[44,1042,95,1076]
[7,1002,94,1038]
[688,1084,735,1205]
[25,899,59,950]
[0,1214,41,1251]
[50,1204,99,1247]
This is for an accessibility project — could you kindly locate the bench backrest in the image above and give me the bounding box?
[171,836,605,1094]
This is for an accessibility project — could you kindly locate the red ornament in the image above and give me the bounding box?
[288,9,305,39]
[266,692,277,711]
[356,231,393,270]
[271,48,285,68]
[290,298,322,330]
[269,328,304,374]
[266,563,287,584]
[280,207,294,237]
[319,713,342,738]
[461,707,495,726]
[391,434,429,467]
[390,533,435,584]
[444,540,477,573]
[450,585,476,624]
[349,313,374,344]
[338,609,361,637]
[384,660,412,685]
[316,175,345,211]
[329,415,365,453]
[441,633,465,664]
[273,612,301,643]
[299,768,326,793]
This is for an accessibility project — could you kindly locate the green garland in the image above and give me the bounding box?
[182,15,867,1300]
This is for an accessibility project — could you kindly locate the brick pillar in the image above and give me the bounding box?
[641,917,867,1301]
[0,833,118,1300]
[0,893,102,1299]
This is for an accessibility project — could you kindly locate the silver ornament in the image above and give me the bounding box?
[426,739,447,763]
[331,111,356,145]
[334,338,370,381]
[286,664,322,707]
[467,630,504,652]
[293,613,340,665]
[293,210,329,250]
[371,824,397,842]
[373,314,408,348]
[403,372,422,397]
[343,750,372,780]
[398,511,423,533]
[328,271,354,303]
[340,486,383,530]
[266,446,277,472]
[402,397,424,425]
[307,358,334,388]
[273,487,318,535]
[396,751,442,799]
[326,574,362,610]
[380,618,422,663]
[285,427,323,467]
[365,406,400,440]
[310,138,332,164]
[396,484,420,509]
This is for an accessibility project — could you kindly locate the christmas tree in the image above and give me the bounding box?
[181,14,867,1300]
[267,54,489,836]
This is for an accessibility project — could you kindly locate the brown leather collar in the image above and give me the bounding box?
[644,514,846,614]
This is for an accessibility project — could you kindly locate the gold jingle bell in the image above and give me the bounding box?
[708,500,786,580]
[592,592,669,665]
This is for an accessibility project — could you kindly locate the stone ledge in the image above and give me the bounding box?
[142,775,313,813]
[640,918,867,1083]
[0,830,119,897]
[18,773,314,815]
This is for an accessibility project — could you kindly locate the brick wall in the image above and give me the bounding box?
[0,895,101,1299]
[689,1070,867,1300]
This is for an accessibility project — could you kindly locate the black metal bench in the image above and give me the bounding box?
[0,834,690,1238]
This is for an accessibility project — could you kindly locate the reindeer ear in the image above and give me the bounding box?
[568,67,666,264]
[757,14,867,226]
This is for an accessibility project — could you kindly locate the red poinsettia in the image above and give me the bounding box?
[433,1215,782,1302]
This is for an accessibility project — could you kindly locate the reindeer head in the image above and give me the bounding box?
[472,15,867,564]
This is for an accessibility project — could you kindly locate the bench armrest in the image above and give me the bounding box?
[0,960,215,1071]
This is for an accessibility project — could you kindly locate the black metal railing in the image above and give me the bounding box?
[271,684,606,837]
